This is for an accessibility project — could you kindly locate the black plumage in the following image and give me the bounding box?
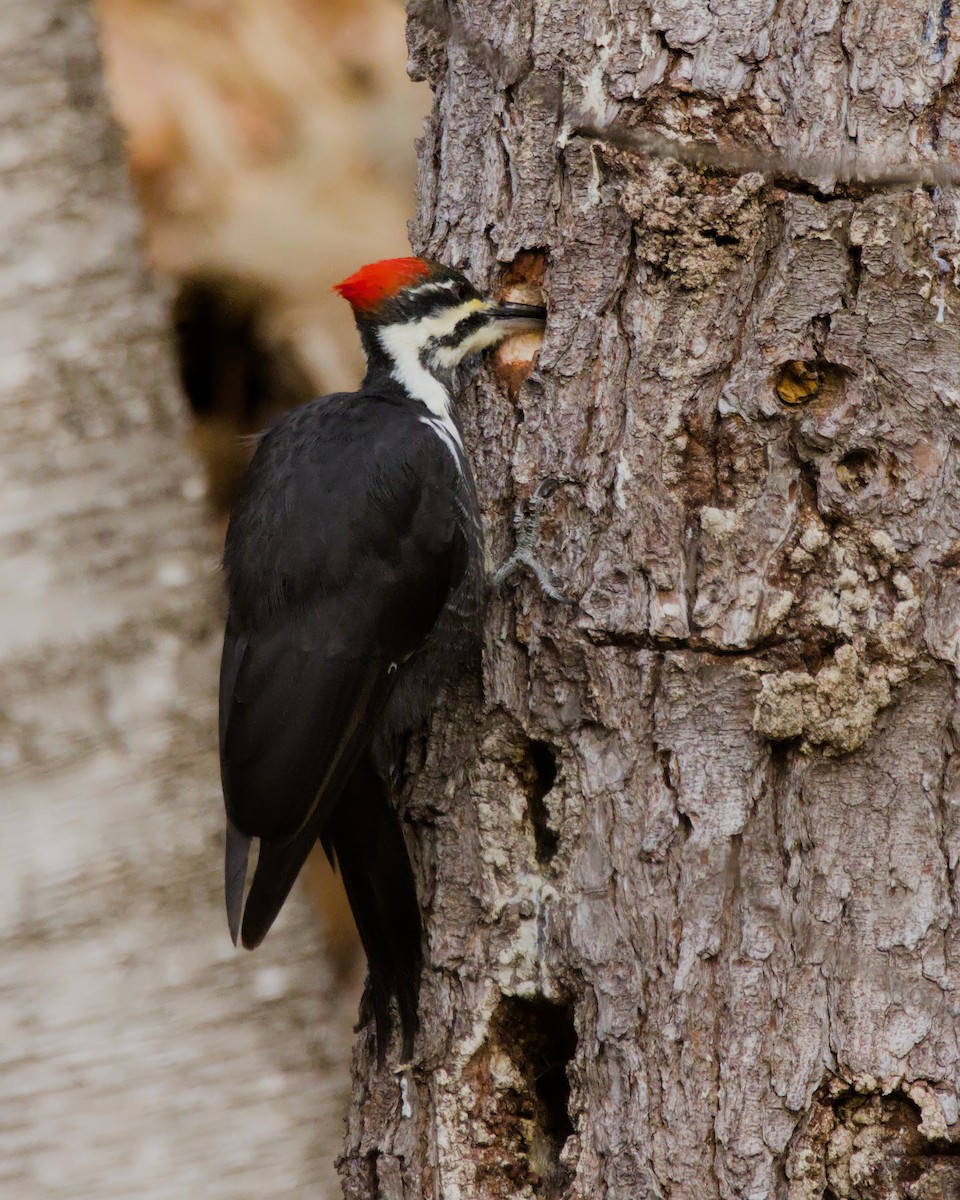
[221,389,480,1057]
[218,258,545,1061]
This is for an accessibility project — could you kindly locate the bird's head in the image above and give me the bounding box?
[334,258,546,384]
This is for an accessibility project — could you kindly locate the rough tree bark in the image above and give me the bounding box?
[342,3,960,1199]
[1,4,352,1196]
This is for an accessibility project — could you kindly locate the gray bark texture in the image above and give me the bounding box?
[342,3,960,1199]
[1,4,353,1197]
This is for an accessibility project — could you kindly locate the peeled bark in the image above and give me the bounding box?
[342,4,960,1198]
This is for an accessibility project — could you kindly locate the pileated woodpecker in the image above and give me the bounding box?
[219,257,546,1060]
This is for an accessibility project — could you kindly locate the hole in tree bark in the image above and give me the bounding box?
[519,739,560,864]
[499,249,548,288]
[776,360,822,406]
[703,227,738,246]
[848,242,863,299]
[787,1081,960,1199]
[836,448,878,492]
[173,277,313,425]
[776,358,852,410]
[171,276,314,515]
[490,996,577,1198]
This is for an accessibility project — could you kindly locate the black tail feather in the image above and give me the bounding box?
[234,757,423,1062]
[236,701,385,950]
[239,820,319,950]
[323,760,423,1064]
[225,820,252,946]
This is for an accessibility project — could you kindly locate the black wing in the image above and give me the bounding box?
[218,398,466,947]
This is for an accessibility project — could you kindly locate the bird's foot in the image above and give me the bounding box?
[492,477,575,605]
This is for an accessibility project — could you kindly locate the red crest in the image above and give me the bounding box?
[333,258,432,311]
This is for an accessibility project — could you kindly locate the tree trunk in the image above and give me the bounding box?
[1,4,352,1196]
[343,4,960,1198]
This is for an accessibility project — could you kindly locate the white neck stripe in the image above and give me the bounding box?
[377,322,461,441]
[381,337,450,420]
[377,305,489,454]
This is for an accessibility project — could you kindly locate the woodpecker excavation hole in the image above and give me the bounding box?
[703,227,739,246]
[494,250,548,398]
[848,242,863,298]
[499,249,548,290]
[786,1082,960,1200]
[776,358,853,419]
[519,739,560,864]
[776,360,822,405]
[835,447,878,493]
[489,995,577,1199]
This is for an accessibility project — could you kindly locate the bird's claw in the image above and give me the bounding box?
[492,476,575,605]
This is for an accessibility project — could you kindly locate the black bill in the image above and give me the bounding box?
[490,301,548,323]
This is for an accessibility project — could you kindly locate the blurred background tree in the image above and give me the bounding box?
[97,0,429,521]
[2,2,426,1197]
